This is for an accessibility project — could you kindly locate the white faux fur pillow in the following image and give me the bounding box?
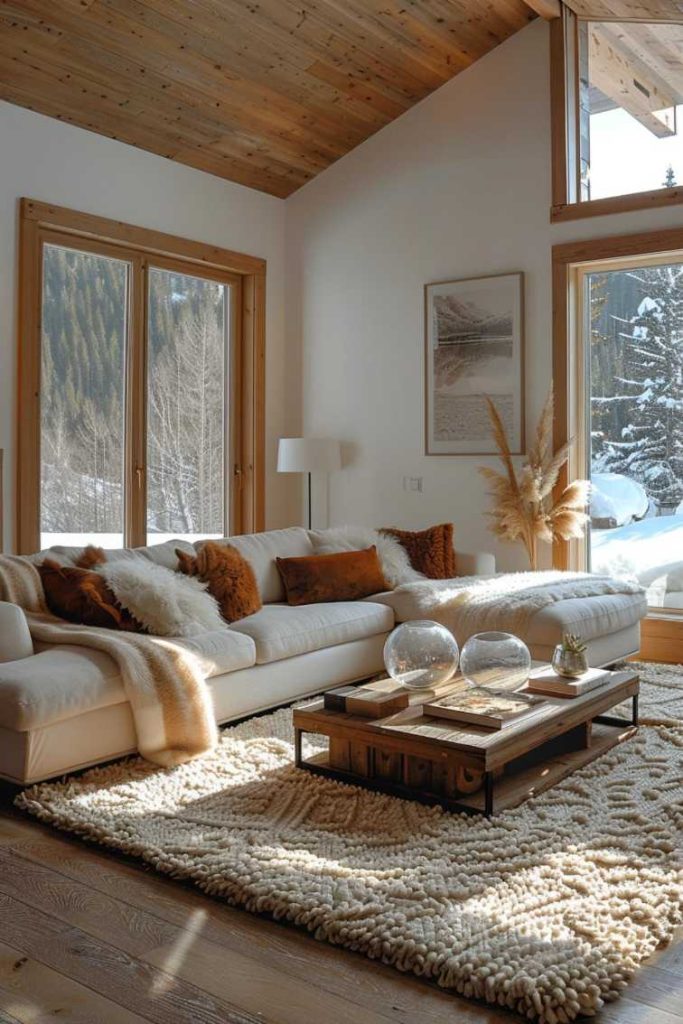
[100,561,225,637]
[309,526,425,588]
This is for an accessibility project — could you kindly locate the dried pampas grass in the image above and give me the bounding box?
[479,388,590,569]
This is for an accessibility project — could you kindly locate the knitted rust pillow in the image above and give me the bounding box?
[38,560,144,632]
[276,547,387,606]
[380,523,456,579]
[176,541,261,623]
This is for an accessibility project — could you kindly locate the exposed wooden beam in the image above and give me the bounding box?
[589,25,677,138]
[601,22,683,105]
[565,1,683,19]
[523,0,562,18]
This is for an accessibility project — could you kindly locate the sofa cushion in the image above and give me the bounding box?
[177,542,262,622]
[276,548,387,606]
[31,539,195,570]
[523,592,648,646]
[370,581,647,648]
[0,630,256,732]
[229,601,394,664]
[209,528,313,603]
[381,523,456,578]
[38,560,144,632]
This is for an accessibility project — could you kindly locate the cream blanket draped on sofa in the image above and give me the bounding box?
[0,555,217,766]
[382,570,645,647]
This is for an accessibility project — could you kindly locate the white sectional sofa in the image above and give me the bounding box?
[0,527,647,784]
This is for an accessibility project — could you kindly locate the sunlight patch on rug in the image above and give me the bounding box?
[16,661,683,1024]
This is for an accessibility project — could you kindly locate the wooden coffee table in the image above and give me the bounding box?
[293,669,639,817]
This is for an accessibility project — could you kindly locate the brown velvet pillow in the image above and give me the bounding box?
[76,545,107,570]
[276,547,387,606]
[38,559,144,632]
[381,523,456,579]
[176,541,261,623]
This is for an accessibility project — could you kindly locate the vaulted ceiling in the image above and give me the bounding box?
[0,0,552,198]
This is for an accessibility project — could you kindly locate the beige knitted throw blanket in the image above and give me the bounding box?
[391,570,646,646]
[0,555,217,766]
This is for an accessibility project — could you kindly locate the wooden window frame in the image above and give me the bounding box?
[17,198,266,554]
[552,224,683,661]
[550,12,683,223]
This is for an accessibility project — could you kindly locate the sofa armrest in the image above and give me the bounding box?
[456,551,496,576]
[0,602,34,663]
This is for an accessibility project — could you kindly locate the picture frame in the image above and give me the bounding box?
[424,271,525,456]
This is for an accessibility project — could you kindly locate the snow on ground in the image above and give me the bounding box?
[590,473,649,526]
[40,532,223,551]
[592,513,683,608]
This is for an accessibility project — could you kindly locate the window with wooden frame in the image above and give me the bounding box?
[550,8,683,222]
[553,224,683,662]
[17,199,265,554]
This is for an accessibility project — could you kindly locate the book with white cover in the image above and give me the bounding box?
[526,666,610,698]
[422,692,544,730]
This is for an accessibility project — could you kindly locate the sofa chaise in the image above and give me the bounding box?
[0,527,647,784]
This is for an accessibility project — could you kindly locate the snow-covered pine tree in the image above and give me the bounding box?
[605,264,683,510]
[663,165,677,188]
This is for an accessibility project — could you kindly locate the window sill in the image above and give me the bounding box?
[551,186,683,223]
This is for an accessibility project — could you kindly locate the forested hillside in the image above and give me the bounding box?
[590,263,683,510]
[40,245,225,538]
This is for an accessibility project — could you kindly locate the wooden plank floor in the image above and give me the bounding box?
[0,797,681,1024]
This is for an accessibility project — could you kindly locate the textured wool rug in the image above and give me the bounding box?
[16,662,683,1024]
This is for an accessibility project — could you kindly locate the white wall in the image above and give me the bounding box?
[286,19,683,570]
[0,101,299,552]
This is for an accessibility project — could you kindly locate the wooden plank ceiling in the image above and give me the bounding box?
[0,0,550,199]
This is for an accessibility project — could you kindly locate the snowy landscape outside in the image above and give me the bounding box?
[583,75,683,609]
[587,261,683,608]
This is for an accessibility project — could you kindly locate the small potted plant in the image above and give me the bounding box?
[552,632,589,678]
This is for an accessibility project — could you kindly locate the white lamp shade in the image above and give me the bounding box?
[277,438,341,474]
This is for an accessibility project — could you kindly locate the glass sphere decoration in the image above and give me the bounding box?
[460,631,531,693]
[383,620,459,690]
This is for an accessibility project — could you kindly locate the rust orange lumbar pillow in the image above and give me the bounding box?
[276,547,387,606]
[38,558,144,632]
[380,523,456,579]
[176,541,261,623]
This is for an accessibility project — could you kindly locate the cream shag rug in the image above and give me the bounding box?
[16,662,683,1024]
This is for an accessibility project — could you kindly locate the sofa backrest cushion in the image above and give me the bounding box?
[203,528,313,604]
[32,538,194,570]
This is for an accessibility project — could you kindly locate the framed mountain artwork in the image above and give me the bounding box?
[424,272,525,455]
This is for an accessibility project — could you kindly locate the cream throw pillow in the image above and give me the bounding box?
[100,561,225,637]
[309,526,424,588]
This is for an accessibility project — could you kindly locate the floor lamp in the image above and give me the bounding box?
[277,438,341,529]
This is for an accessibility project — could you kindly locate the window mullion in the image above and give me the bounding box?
[125,254,147,548]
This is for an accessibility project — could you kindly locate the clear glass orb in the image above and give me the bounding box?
[383,620,459,690]
[460,631,531,693]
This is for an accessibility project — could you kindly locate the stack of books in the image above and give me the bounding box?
[422,691,544,730]
[526,666,609,698]
[324,679,410,718]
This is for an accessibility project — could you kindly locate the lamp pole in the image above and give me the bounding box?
[307,471,312,530]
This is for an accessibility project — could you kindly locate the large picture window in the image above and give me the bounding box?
[18,200,265,553]
[553,225,683,660]
[584,256,683,609]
